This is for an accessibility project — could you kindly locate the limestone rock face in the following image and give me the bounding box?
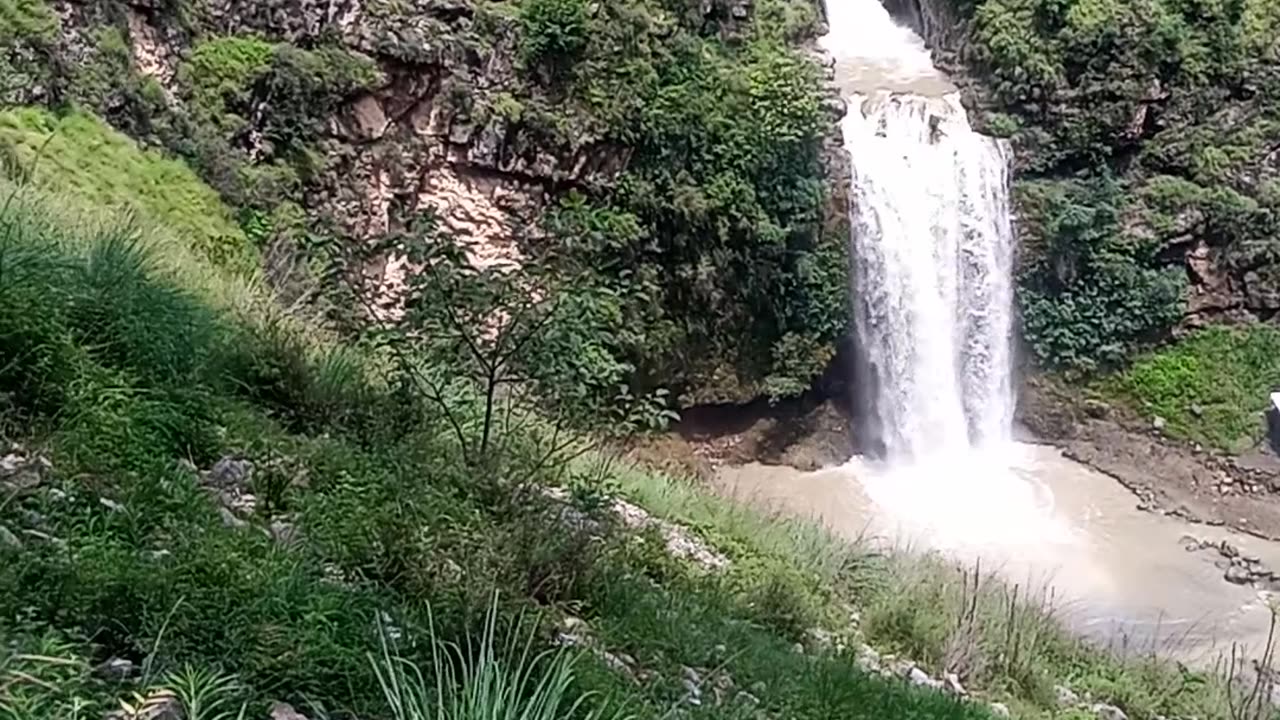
[46,0,633,282]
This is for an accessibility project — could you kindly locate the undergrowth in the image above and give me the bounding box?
[0,107,254,273]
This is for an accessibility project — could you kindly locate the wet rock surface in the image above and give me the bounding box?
[628,396,856,478]
[1019,379,1280,540]
[1182,536,1280,589]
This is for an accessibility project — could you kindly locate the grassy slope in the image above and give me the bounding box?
[0,107,255,273]
[0,109,1250,720]
[0,110,987,719]
[1093,326,1280,451]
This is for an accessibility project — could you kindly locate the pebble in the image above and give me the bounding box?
[990,702,1011,718]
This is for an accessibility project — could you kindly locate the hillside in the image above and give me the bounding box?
[0,104,1264,720]
[3,0,1280,718]
[0,0,851,408]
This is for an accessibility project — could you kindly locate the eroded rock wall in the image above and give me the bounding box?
[879,0,1280,331]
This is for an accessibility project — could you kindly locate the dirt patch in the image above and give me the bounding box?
[625,398,855,480]
[1019,376,1280,539]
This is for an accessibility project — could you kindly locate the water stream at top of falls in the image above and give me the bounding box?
[822,0,1016,462]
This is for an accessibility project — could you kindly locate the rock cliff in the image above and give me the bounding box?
[882,0,1280,347]
[10,0,848,407]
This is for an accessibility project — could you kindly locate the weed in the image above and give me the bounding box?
[371,599,629,720]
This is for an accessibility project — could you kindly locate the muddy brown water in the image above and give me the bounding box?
[804,0,1280,664]
[714,443,1280,662]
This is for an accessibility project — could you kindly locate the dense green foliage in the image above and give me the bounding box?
[1015,177,1185,372]
[944,0,1280,409]
[518,0,590,68]
[523,0,844,403]
[1096,325,1280,451]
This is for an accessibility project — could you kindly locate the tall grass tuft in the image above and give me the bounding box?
[371,600,628,720]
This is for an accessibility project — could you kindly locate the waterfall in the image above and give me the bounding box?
[821,0,1016,462]
[847,94,1015,460]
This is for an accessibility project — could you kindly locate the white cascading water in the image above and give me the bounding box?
[824,0,1015,461]
[848,93,1016,460]
[822,0,1070,552]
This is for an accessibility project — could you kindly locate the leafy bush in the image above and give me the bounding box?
[1016,178,1185,372]
[177,37,379,209]
[533,20,843,402]
[519,0,589,68]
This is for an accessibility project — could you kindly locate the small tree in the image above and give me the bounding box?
[314,212,633,478]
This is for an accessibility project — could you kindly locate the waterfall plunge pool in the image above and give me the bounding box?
[712,443,1280,661]
[784,0,1280,660]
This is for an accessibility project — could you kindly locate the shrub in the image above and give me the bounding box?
[1016,178,1186,372]
[519,0,589,68]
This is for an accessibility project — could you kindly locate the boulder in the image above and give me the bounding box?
[1092,703,1129,720]
[1225,565,1253,585]
[203,457,254,490]
[269,702,309,720]
[904,664,942,690]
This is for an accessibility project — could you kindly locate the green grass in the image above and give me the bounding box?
[0,107,254,272]
[1094,325,1280,451]
[606,464,1243,720]
[0,169,989,719]
[0,107,1253,720]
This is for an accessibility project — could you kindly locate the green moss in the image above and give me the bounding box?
[1095,325,1280,450]
[0,107,254,272]
[181,35,278,131]
[0,0,58,45]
